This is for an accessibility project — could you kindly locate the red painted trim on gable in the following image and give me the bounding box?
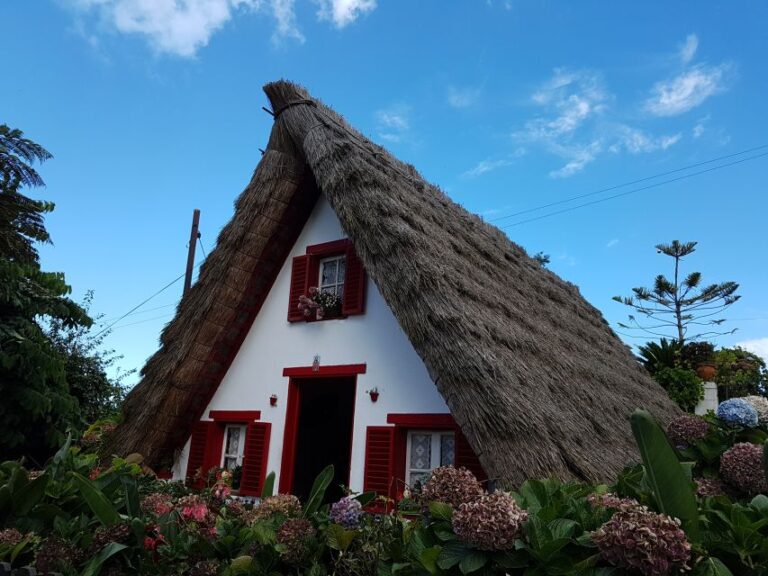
[282,363,367,378]
[278,379,301,494]
[208,410,261,422]
[306,238,350,256]
[386,413,456,428]
[166,171,320,457]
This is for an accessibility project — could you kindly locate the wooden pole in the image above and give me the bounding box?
[184,209,200,295]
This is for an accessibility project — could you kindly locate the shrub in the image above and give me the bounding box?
[420,466,483,508]
[666,414,710,446]
[592,507,691,575]
[717,398,759,428]
[653,367,703,412]
[742,395,768,426]
[452,491,527,550]
[720,442,768,495]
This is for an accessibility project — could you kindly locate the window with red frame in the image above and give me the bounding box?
[184,412,271,496]
[287,239,366,322]
[362,414,486,506]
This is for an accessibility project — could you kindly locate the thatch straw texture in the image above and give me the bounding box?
[108,81,679,486]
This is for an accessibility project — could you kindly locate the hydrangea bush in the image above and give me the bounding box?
[717,397,759,427]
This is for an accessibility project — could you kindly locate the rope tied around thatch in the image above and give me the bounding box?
[273,98,316,118]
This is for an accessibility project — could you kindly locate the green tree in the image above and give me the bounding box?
[46,291,132,424]
[0,124,89,464]
[613,240,740,346]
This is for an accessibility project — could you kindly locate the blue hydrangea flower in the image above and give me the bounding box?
[329,496,362,529]
[717,398,759,428]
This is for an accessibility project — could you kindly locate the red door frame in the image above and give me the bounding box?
[278,363,366,494]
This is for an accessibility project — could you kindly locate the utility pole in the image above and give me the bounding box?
[184,209,201,295]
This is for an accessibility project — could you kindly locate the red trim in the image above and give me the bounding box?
[282,363,367,378]
[208,410,261,422]
[306,239,349,256]
[278,372,360,495]
[278,379,301,494]
[386,413,455,428]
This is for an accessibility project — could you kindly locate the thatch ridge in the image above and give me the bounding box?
[108,80,679,485]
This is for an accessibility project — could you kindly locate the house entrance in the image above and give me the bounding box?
[290,377,356,502]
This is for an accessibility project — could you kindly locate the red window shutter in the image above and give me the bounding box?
[455,429,487,482]
[342,243,366,316]
[239,422,272,496]
[186,421,212,488]
[287,255,310,322]
[363,426,395,497]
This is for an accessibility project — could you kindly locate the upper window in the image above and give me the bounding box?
[405,430,455,488]
[221,424,247,471]
[319,255,346,298]
[287,239,366,322]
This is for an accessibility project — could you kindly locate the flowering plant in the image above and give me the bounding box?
[742,395,768,426]
[330,495,362,529]
[717,398,759,428]
[298,287,341,320]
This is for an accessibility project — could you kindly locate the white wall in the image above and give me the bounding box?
[172,196,448,491]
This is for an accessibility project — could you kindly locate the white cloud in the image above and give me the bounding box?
[68,0,265,57]
[679,33,698,64]
[316,0,376,28]
[549,141,602,178]
[606,238,619,248]
[609,125,682,154]
[375,105,411,143]
[447,86,481,108]
[736,337,768,363]
[270,0,304,43]
[692,115,709,138]
[645,63,731,117]
[463,158,513,178]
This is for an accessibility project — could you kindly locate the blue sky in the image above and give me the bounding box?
[2,0,767,384]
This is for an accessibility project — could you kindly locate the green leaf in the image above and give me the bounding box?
[71,472,121,526]
[80,542,128,576]
[630,409,701,543]
[12,472,49,516]
[459,551,488,574]
[261,471,275,498]
[692,557,734,576]
[437,540,471,569]
[763,441,768,482]
[120,476,139,518]
[428,501,453,522]
[419,546,441,575]
[326,523,358,552]
[303,465,334,517]
[354,491,376,508]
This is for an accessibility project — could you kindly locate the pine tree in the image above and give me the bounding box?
[613,240,739,346]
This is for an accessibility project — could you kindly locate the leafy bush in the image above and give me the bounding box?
[654,367,704,412]
[0,406,767,575]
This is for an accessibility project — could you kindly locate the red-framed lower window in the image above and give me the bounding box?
[184,410,271,495]
[362,414,486,508]
[287,239,366,322]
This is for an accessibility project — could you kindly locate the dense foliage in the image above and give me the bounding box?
[1,405,767,576]
[638,338,767,409]
[0,125,127,464]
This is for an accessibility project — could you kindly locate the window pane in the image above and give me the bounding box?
[440,434,455,466]
[410,433,432,470]
[337,258,346,283]
[409,471,430,489]
[226,427,241,454]
[224,456,238,470]
[321,260,337,286]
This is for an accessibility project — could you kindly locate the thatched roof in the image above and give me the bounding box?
[108,80,679,486]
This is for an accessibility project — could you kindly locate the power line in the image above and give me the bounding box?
[501,151,768,229]
[198,236,207,259]
[94,260,203,339]
[109,313,176,330]
[489,143,768,224]
[101,302,177,323]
